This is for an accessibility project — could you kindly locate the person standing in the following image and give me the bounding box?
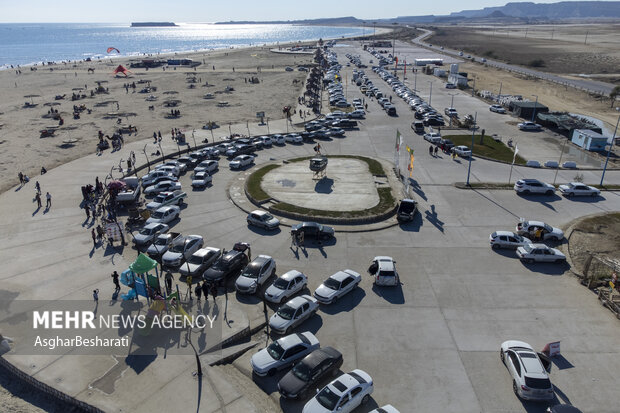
[298,230,304,248]
[35,192,42,208]
[195,284,202,302]
[210,283,217,302]
[290,229,298,250]
[18,172,24,186]
[201,281,210,302]
[85,205,91,220]
[165,272,173,293]
[429,145,433,156]
[434,146,438,156]
[111,271,120,291]
[45,192,52,208]
[91,228,97,247]
[93,289,99,302]
[35,181,41,194]
[186,275,193,300]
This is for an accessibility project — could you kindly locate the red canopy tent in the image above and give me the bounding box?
[112,65,131,77]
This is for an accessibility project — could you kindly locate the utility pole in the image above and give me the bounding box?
[466,112,477,186]
[600,108,620,186]
[531,94,539,122]
[498,81,503,97]
[429,81,433,106]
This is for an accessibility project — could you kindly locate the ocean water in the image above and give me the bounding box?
[0,23,366,68]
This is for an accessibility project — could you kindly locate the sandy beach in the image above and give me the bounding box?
[0,45,314,194]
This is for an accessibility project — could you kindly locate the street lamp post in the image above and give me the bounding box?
[448,93,457,128]
[531,94,539,122]
[600,107,620,186]
[466,112,477,186]
[191,129,197,149]
[428,81,433,106]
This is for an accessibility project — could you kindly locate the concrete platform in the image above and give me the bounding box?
[261,158,379,212]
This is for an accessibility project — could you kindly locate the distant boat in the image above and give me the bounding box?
[131,22,178,27]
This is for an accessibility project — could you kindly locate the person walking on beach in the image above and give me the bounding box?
[111,271,120,291]
[91,228,97,247]
[210,284,217,302]
[35,192,42,208]
[18,172,24,186]
[93,289,99,302]
[35,181,41,194]
[45,192,51,208]
[434,146,438,156]
[429,145,433,156]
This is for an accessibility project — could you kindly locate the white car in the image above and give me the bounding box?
[260,136,273,147]
[247,210,280,230]
[500,340,553,401]
[161,235,204,268]
[269,295,319,335]
[229,155,254,169]
[489,231,529,250]
[132,222,169,245]
[179,246,221,277]
[349,110,365,118]
[514,179,555,195]
[452,145,472,157]
[517,243,566,264]
[194,160,218,174]
[526,160,542,168]
[562,161,577,169]
[423,132,441,143]
[314,270,361,304]
[154,165,180,177]
[285,133,303,144]
[235,255,276,294]
[516,220,564,242]
[272,134,286,145]
[302,369,374,413]
[369,256,400,287]
[141,170,175,187]
[161,160,187,173]
[191,171,212,188]
[489,104,506,114]
[518,122,542,131]
[558,182,600,197]
[445,83,457,89]
[145,205,180,225]
[250,332,319,377]
[265,270,308,303]
[146,190,186,211]
[144,180,182,196]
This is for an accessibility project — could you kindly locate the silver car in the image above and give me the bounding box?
[501,340,553,401]
[269,295,319,335]
[516,244,566,264]
[235,255,276,294]
[250,332,319,376]
[314,270,361,304]
[489,231,528,250]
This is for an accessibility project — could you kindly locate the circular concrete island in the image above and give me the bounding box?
[245,156,398,224]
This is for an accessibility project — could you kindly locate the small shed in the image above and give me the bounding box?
[509,101,549,120]
[571,129,609,152]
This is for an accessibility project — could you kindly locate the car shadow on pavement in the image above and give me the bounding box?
[320,288,366,315]
[372,284,405,304]
[520,261,570,275]
[519,399,557,413]
[563,195,605,203]
[247,226,282,236]
[399,212,423,232]
[492,248,518,258]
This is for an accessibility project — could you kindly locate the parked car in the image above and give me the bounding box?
[154,165,180,177]
[146,190,186,211]
[133,222,169,246]
[235,255,276,294]
[526,160,542,168]
[314,270,361,304]
[489,231,529,250]
[562,161,577,169]
[489,104,506,114]
[445,83,457,89]
[144,180,182,196]
[411,121,425,133]
[203,249,249,282]
[444,107,458,117]
[194,160,219,174]
[141,171,175,188]
[251,332,320,377]
[423,117,445,126]
[179,247,221,277]
[269,295,319,335]
[396,199,417,223]
[285,133,303,144]
[229,155,255,169]
[291,222,334,240]
[439,139,455,152]
[369,256,400,286]
[145,205,180,225]
[302,369,374,412]
[265,270,308,304]
[370,406,400,413]
[424,132,442,144]
[146,232,181,258]
[544,160,559,168]
[278,347,343,399]
[514,179,555,195]
[161,235,204,268]
[517,243,566,263]
[500,340,553,401]
[518,122,542,131]
[191,171,212,188]
[246,210,280,230]
[516,220,564,241]
[558,182,600,197]
[452,145,472,157]
[273,134,286,145]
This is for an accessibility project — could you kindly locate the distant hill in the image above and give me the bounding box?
[214,2,620,26]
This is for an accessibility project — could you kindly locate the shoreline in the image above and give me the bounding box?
[0,23,385,70]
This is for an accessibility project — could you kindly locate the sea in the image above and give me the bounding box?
[0,23,367,68]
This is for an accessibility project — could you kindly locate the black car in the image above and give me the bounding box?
[291,221,334,240]
[227,144,255,158]
[278,347,343,399]
[338,119,358,128]
[423,117,445,126]
[397,198,418,223]
[439,138,454,151]
[177,155,198,168]
[300,132,313,142]
[202,249,249,282]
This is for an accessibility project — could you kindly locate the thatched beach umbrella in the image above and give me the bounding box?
[163,91,179,95]
[24,94,40,103]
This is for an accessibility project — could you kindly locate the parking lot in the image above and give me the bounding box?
[1,40,620,412]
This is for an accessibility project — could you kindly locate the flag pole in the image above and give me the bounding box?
[508,143,518,184]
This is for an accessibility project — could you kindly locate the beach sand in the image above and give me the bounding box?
[0,45,314,194]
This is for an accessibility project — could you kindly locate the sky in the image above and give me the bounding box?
[0,0,601,23]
